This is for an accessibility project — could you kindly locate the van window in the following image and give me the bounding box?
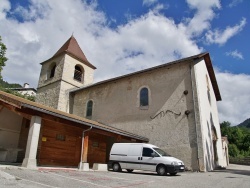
[142,148,154,157]
[153,148,171,156]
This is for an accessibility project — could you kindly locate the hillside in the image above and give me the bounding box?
[0,79,22,88]
[237,118,250,129]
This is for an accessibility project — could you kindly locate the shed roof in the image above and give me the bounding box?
[0,91,148,142]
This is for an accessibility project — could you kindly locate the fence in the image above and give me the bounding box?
[230,157,250,165]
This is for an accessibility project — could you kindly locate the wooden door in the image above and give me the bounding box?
[38,120,82,167]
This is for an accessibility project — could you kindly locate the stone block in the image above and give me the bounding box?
[92,163,108,171]
[79,162,89,171]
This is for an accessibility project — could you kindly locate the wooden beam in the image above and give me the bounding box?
[82,133,89,162]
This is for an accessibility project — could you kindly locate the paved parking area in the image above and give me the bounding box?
[0,164,249,188]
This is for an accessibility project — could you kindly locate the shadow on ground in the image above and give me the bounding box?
[213,165,250,176]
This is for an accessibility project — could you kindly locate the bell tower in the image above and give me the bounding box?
[36,36,96,112]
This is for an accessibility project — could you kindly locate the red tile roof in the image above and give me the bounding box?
[42,36,96,69]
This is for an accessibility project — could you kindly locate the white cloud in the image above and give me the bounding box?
[1,0,202,87]
[0,0,10,20]
[0,0,249,126]
[216,71,250,125]
[184,0,221,36]
[205,17,246,45]
[143,0,158,7]
[226,50,244,60]
[228,0,243,8]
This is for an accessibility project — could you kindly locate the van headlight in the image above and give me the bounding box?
[171,161,178,166]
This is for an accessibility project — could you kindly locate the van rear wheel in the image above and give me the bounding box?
[157,165,166,176]
[126,169,133,173]
[113,163,121,172]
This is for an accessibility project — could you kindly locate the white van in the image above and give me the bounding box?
[108,143,185,176]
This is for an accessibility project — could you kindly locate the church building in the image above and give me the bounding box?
[0,36,229,172]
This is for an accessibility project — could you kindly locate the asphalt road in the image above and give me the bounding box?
[0,164,249,188]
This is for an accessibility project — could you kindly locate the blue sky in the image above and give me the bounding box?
[0,0,249,125]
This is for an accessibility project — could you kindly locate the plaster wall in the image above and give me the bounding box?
[62,54,94,86]
[72,61,199,170]
[193,59,224,171]
[57,55,95,112]
[0,107,22,162]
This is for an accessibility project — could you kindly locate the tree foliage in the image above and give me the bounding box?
[0,87,36,102]
[0,36,8,80]
[0,36,35,101]
[220,121,250,157]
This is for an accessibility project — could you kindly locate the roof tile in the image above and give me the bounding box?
[53,36,96,69]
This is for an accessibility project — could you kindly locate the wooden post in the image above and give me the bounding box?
[82,133,89,162]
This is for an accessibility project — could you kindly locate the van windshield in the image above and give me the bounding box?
[153,148,171,156]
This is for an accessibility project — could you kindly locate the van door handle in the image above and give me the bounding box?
[138,157,143,160]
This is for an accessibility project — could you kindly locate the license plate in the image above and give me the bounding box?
[180,167,184,169]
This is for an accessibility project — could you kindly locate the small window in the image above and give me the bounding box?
[142,147,154,157]
[206,75,210,91]
[74,65,83,82]
[206,75,211,104]
[56,134,66,141]
[86,100,93,118]
[47,63,56,79]
[50,65,56,78]
[140,87,149,106]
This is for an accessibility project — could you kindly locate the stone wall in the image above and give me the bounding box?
[36,54,94,112]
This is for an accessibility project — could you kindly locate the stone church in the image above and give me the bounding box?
[35,36,228,171]
[0,36,228,172]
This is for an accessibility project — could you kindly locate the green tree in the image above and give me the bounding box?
[228,144,240,157]
[0,36,8,80]
[220,121,250,158]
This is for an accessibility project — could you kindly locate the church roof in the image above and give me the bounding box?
[71,52,222,101]
[41,36,96,69]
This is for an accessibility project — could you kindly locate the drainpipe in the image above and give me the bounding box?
[189,62,200,171]
[79,125,92,170]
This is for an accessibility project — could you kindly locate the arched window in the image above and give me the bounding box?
[86,100,93,118]
[47,63,56,79]
[74,65,83,82]
[50,65,56,78]
[140,87,149,107]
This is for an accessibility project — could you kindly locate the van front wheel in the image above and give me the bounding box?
[113,163,121,172]
[157,165,166,176]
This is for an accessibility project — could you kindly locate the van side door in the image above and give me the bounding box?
[140,147,159,171]
[126,144,142,170]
